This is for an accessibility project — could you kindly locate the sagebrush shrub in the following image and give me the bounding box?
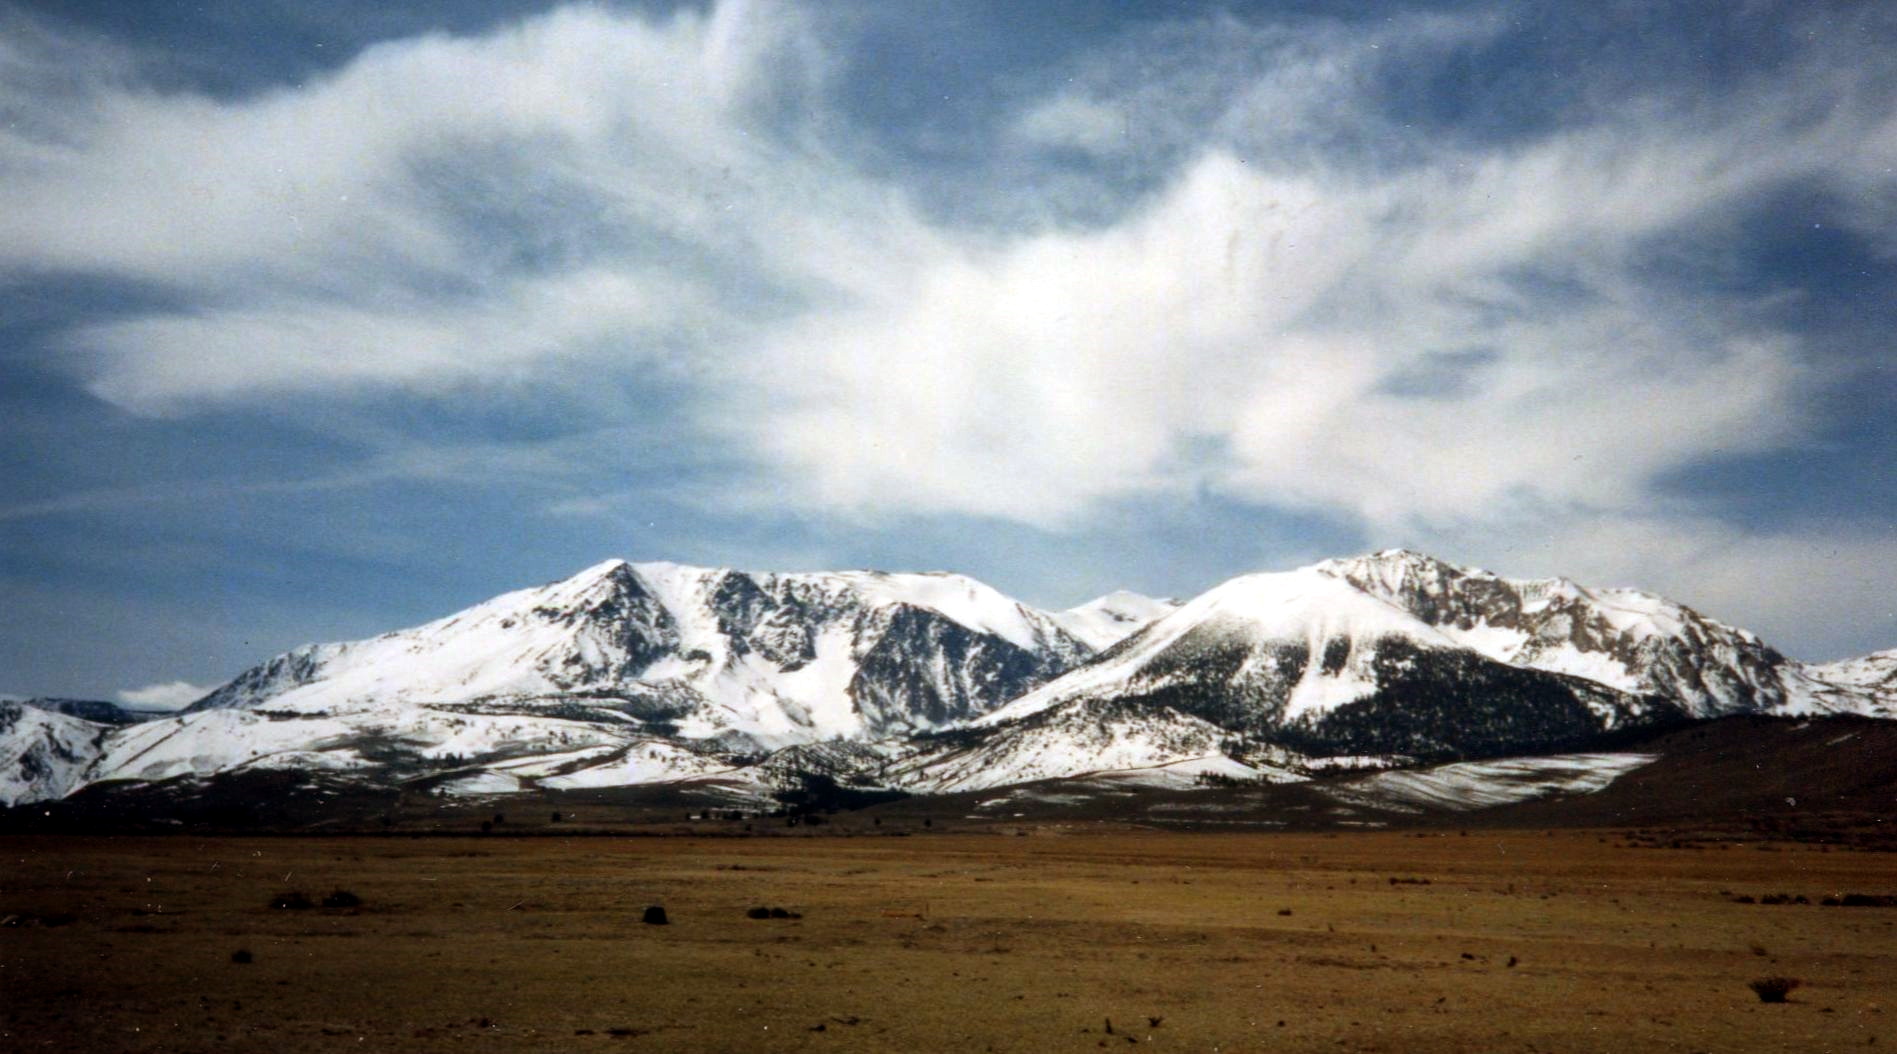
[1748,976,1800,1003]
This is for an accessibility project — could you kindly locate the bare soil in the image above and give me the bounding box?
[3,829,1894,1052]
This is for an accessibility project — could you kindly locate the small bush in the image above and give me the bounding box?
[269,891,313,910]
[320,890,362,909]
[231,949,253,964]
[746,906,771,919]
[641,905,668,925]
[1749,976,1801,1003]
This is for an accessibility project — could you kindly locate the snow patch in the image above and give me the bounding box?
[1326,752,1656,812]
[437,771,523,796]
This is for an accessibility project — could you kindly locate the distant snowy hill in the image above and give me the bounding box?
[1807,649,1897,693]
[1049,591,1181,651]
[3,550,1894,812]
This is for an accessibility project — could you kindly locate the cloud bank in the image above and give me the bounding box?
[3,0,1895,654]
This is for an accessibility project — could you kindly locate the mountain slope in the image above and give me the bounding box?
[978,561,1679,761]
[0,701,110,807]
[1807,649,1897,694]
[1319,550,1881,718]
[6,550,1896,814]
[1049,591,1180,650]
[888,698,1298,794]
[189,559,1094,747]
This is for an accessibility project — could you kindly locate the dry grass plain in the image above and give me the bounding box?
[3,828,1894,1052]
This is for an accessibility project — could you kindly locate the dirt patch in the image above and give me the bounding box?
[1,830,1893,1052]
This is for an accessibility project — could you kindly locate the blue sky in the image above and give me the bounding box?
[3,0,1895,705]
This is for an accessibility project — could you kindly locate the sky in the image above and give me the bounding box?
[3,0,1895,706]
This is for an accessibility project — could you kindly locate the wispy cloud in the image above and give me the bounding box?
[3,1,1895,656]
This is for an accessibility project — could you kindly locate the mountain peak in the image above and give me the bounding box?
[543,556,640,593]
[11,550,1897,812]
[1053,590,1181,651]
[1311,548,1469,578]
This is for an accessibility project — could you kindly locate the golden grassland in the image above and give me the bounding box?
[2,828,1893,1052]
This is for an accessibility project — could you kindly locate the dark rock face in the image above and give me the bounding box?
[1272,640,1685,760]
[702,575,1089,734]
[849,605,1063,732]
[1097,625,1300,734]
[676,571,1096,736]
[541,563,678,681]
[1091,627,1678,760]
[708,571,775,661]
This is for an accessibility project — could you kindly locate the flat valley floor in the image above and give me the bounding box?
[3,829,1894,1052]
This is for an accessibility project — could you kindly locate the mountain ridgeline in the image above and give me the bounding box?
[4,550,1892,811]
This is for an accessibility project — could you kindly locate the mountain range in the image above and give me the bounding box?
[5,550,1893,817]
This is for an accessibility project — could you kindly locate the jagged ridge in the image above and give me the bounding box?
[4,550,1893,811]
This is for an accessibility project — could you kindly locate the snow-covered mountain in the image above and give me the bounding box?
[1807,649,1897,694]
[11,697,163,726]
[955,550,1894,770]
[1049,591,1181,651]
[190,559,1095,745]
[5,550,1895,813]
[887,699,1297,794]
[0,559,1117,807]
[0,700,109,807]
[1315,550,1875,718]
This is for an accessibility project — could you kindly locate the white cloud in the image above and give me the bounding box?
[1013,95,1130,156]
[117,680,209,710]
[709,12,1886,536]
[4,2,1897,654]
[0,0,929,410]
[736,139,1818,529]
[72,268,714,409]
